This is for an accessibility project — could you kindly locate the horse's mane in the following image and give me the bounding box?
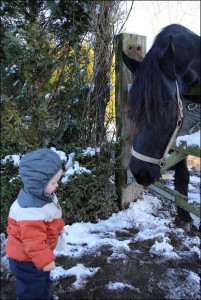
[129,45,177,128]
[128,24,200,129]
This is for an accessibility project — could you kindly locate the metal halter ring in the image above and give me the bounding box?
[188,103,197,110]
[159,157,166,167]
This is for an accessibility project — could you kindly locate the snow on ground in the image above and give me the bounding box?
[176,130,200,148]
[51,191,200,283]
[50,263,100,289]
[106,281,139,291]
[157,268,200,300]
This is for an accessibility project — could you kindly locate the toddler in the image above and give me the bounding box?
[5,148,65,300]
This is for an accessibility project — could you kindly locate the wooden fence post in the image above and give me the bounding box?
[115,33,146,209]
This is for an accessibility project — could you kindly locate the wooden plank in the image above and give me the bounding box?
[171,141,200,157]
[149,182,200,218]
[160,151,187,172]
[151,145,200,217]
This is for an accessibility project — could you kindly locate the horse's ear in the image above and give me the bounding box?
[122,51,140,74]
[159,36,176,80]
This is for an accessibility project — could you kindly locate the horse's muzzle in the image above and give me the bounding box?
[129,159,160,186]
[134,171,156,186]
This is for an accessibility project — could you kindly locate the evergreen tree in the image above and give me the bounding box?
[1,0,94,155]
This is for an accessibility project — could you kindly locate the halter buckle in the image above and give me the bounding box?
[159,157,166,167]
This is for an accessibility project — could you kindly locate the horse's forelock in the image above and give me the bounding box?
[129,47,178,128]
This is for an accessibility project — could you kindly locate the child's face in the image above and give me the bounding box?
[45,170,62,195]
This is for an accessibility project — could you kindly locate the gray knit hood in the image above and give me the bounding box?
[18,148,62,207]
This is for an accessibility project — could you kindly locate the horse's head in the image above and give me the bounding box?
[122,25,200,186]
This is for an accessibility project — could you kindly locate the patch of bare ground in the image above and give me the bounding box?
[1,223,200,300]
[187,155,200,169]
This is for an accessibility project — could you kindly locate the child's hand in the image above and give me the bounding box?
[43,261,55,271]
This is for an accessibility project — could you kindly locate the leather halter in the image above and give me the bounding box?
[131,80,184,167]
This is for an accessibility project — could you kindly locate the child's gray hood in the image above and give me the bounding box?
[18,148,62,206]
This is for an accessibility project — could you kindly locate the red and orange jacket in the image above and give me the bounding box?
[6,195,64,269]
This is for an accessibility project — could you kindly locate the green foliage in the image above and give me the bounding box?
[1,0,95,156]
[1,0,119,154]
[0,158,23,232]
[58,163,118,225]
[57,144,119,224]
[46,0,93,43]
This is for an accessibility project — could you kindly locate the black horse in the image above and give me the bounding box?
[122,24,200,230]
